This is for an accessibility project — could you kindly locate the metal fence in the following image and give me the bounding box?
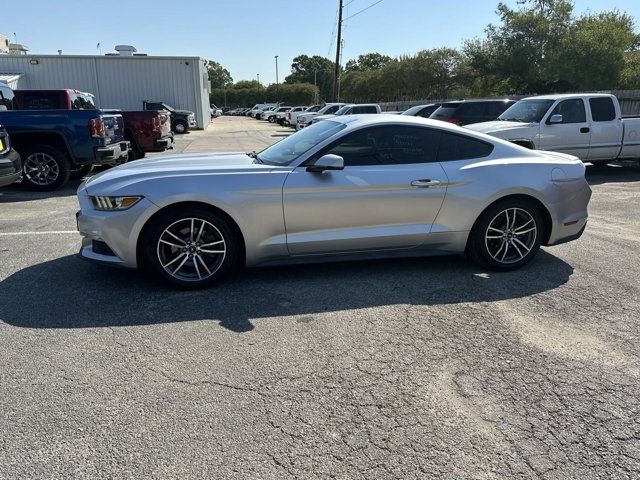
[378,90,640,116]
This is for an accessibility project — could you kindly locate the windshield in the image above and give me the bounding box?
[334,106,351,115]
[498,99,555,123]
[161,103,174,112]
[258,120,346,166]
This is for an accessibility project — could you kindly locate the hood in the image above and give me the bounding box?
[81,152,272,195]
[465,120,537,135]
[173,109,195,116]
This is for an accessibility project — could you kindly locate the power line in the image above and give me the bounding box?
[343,0,384,22]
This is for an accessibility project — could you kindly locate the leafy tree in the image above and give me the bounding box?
[205,59,233,89]
[555,12,638,90]
[619,51,640,89]
[284,55,335,102]
[345,53,393,72]
[463,0,573,94]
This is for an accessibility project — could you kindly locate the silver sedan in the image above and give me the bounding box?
[76,115,591,288]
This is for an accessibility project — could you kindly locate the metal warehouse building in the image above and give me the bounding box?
[0,49,210,128]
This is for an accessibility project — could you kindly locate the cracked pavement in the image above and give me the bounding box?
[0,117,639,479]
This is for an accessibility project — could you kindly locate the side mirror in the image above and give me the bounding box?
[306,154,345,173]
[548,114,563,124]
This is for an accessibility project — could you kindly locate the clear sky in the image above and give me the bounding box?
[6,0,640,84]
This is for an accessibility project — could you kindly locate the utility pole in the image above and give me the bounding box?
[275,55,279,103]
[332,0,343,102]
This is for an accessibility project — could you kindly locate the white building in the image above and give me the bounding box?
[0,47,211,128]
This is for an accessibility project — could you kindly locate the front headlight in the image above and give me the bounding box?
[91,196,143,211]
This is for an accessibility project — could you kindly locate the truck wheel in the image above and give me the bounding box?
[69,164,93,179]
[21,145,71,191]
[173,121,187,134]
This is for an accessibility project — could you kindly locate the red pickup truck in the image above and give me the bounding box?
[13,89,173,161]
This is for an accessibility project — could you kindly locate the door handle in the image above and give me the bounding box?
[411,179,441,187]
[580,127,590,133]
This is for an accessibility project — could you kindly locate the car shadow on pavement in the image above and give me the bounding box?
[0,180,84,203]
[586,164,640,185]
[0,251,573,333]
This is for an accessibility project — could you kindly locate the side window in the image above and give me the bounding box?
[353,106,377,114]
[418,106,434,118]
[438,132,494,162]
[485,102,511,118]
[589,98,616,122]
[0,86,14,110]
[325,105,340,114]
[323,126,441,166]
[458,103,484,118]
[549,99,586,124]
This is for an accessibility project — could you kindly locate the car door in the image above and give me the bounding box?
[586,97,622,161]
[540,98,591,159]
[282,125,448,255]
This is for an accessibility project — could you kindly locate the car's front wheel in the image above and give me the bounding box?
[173,121,187,134]
[143,207,240,288]
[467,199,544,271]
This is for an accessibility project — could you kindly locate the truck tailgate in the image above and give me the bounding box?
[101,114,125,145]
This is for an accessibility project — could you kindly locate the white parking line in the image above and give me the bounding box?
[0,231,77,236]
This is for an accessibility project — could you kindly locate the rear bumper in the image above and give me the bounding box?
[0,149,22,187]
[94,141,131,163]
[152,134,174,152]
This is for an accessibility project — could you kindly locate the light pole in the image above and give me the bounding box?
[275,55,279,103]
[257,73,260,84]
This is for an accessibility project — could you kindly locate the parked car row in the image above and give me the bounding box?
[0,82,180,190]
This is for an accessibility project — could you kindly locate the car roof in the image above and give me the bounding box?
[521,93,615,101]
[441,99,514,104]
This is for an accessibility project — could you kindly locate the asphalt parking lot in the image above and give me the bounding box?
[1,116,639,479]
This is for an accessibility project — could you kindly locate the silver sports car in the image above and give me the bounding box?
[76,115,591,288]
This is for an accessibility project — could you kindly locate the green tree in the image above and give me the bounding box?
[205,59,233,89]
[619,51,640,89]
[284,55,335,102]
[345,53,393,72]
[555,12,638,90]
[463,0,573,94]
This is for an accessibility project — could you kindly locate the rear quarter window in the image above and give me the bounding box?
[438,132,494,161]
[589,97,616,122]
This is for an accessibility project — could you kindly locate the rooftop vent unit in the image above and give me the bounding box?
[8,43,29,55]
[114,45,137,56]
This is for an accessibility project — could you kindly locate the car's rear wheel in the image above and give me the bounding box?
[20,145,71,191]
[467,199,544,271]
[143,207,240,288]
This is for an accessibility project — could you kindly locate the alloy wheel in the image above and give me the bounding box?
[156,218,226,282]
[24,152,60,186]
[484,208,537,264]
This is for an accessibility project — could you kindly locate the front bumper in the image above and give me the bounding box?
[94,141,131,163]
[0,149,22,187]
[76,193,159,269]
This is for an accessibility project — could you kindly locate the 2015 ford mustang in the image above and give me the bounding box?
[76,115,591,288]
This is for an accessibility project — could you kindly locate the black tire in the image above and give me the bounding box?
[143,207,241,288]
[173,120,188,134]
[467,198,544,271]
[268,116,275,123]
[69,164,93,179]
[20,145,71,191]
[129,146,146,161]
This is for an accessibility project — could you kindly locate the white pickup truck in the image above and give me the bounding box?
[466,93,640,165]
